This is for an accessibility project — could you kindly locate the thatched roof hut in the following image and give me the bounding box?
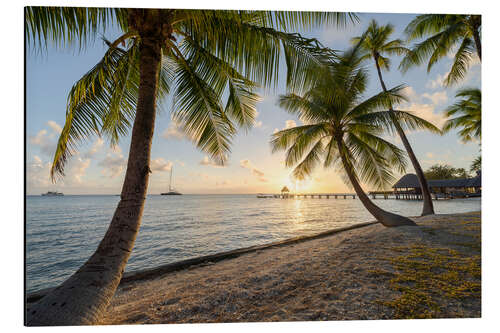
[392,173,481,191]
[281,186,290,193]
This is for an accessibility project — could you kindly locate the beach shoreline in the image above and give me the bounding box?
[26,220,379,303]
[107,211,482,323]
[27,211,481,323]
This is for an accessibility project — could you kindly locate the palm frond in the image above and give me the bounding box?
[50,41,140,180]
[354,110,442,135]
[282,125,329,167]
[345,85,408,120]
[444,37,475,86]
[170,44,234,166]
[442,88,481,142]
[345,132,396,190]
[25,7,128,50]
[292,140,324,180]
[180,34,261,129]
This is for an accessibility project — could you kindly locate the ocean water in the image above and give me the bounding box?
[26,194,480,293]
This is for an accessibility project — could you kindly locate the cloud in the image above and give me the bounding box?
[199,156,227,168]
[285,120,297,129]
[422,91,448,105]
[401,86,447,128]
[98,153,127,178]
[150,158,173,172]
[405,102,446,128]
[47,121,62,135]
[425,71,450,90]
[198,172,210,180]
[27,155,52,188]
[29,121,63,156]
[162,120,186,140]
[29,129,54,156]
[65,157,91,185]
[84,138,104,158]
[216,180,231,186]
[402,86,418,101]
[240,159,268,182]
[272,120,297,135]
[27,154,91,188]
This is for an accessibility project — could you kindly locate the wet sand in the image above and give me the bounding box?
[103,211,481,324]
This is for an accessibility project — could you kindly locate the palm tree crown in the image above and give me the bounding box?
[443,88,481,143]
[25,7,357,325]
[271,48,439,190]
[351,19,408,72]
[400,14,481,86]
[26,8,356,180]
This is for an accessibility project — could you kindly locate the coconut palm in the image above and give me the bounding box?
[443,88,481,143]
[470,156,481,174]
[400,14,481,86]
[271,47,441,227]
[352,20,437,216]
[25,7,356,325]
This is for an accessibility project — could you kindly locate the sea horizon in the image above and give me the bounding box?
[26,194,480,293]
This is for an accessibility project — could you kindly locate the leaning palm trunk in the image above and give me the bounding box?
[374,56,435,216]
[472,28,481,61]
[337,139,416,227]
[27,34,161,326]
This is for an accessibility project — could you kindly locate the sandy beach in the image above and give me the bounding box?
[100,211,481,324]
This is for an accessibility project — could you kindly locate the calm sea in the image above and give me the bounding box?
[26,194,480,293]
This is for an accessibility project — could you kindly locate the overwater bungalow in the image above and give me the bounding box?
[392,171,481,200]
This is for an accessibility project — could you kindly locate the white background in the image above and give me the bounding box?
[2,0,498,332]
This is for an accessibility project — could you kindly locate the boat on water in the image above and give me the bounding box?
[161,166,182,196]
[42,191,64,196]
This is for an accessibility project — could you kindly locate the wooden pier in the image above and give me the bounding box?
[368,191,423,200]
[257,193,356,199]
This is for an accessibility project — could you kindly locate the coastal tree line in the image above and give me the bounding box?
[25,8,481,325]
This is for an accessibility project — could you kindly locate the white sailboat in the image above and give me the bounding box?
[161,166,182,195]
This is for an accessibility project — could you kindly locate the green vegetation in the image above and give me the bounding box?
[470,156,481,173]
[26,7,355,325]
[25,8,482,325]
[271,46,439,226]
[424,164,471,179]
[443,88,481,143]
[400,14,481,86]
[381,244,480,319]
[353,19,436,216]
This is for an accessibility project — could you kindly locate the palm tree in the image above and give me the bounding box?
[400,14,481,86]
[25,7,356,325]
[443,88,481,143]
[352,20,437,216]
[271,47,440,227]
[470,156,481,174]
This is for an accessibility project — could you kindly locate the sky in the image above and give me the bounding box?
[25,11,482,195]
